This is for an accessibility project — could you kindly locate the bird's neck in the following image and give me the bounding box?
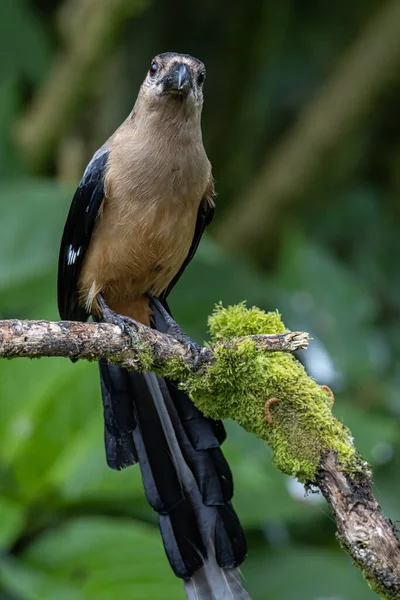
[131,96,203,146]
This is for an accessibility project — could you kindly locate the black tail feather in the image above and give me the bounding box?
[97,304,248,588]
[158,379,233,507]
[98,360,137,469]
[159,502,205,578]
[127,371,184,514]
[215,504,248,569]
[166,381,227,449]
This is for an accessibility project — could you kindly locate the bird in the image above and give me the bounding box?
[58,52,250,600]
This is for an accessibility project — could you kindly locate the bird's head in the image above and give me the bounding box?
[139,52,206,114]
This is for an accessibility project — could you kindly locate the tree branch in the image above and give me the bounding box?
[1,314,399,598]
[318,453,400,599]
[0,319,308,369]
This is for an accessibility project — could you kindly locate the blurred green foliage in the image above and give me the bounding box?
[1,0,399,599]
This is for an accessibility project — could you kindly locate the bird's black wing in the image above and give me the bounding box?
[57,146,109,322]
[161,197,215,301]
[57,145,138,473]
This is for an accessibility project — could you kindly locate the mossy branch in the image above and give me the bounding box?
[0,304,399,598]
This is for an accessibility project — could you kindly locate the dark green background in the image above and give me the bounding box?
[1,0,399,598]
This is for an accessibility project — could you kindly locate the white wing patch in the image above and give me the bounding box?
[67,244,82,265]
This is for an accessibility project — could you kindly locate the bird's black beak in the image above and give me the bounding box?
[163,63,191,96]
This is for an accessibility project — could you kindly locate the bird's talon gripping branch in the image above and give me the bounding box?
[119,317,140,346]
[264,397,280,427]
[321,384,335,408]
[97,294,139,345]
[150,296,187,338]
[185,340,203,370]
[150,295,202,363]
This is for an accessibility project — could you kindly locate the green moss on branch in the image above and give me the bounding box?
[164,303,366,483]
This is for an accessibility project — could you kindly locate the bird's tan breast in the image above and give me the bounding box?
[78,137,211,315]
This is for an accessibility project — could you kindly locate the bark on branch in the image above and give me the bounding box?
[318,453,400,599]
[0,317,399,598]
[0,319,308,369]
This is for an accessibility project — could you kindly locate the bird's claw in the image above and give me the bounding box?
[183,338,202,370]
[148,295,202,367]
[107,313,139,346]
[97,295,139,346]
[117,315,140,346]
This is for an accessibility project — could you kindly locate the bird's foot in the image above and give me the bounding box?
[97,294,139,346]
[149,296,202,368]
[180,337,203,370]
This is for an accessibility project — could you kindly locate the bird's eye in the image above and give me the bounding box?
[149,62,158,76]
[197,71,205,86]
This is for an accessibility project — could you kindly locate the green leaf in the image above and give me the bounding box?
[0,358,100,500]
[19,518,183,600]
[0,497,25,550]
[46,414,149,514]
[0,353,152,516]
[0,556,83,600]
[0,180,72,295]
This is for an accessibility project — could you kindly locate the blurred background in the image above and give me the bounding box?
[1,0,400,598]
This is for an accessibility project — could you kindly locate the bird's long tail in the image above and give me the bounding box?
[184,548,251,600]
[98,317,250,599]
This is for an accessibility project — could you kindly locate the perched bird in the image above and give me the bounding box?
[58,52,250,600]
